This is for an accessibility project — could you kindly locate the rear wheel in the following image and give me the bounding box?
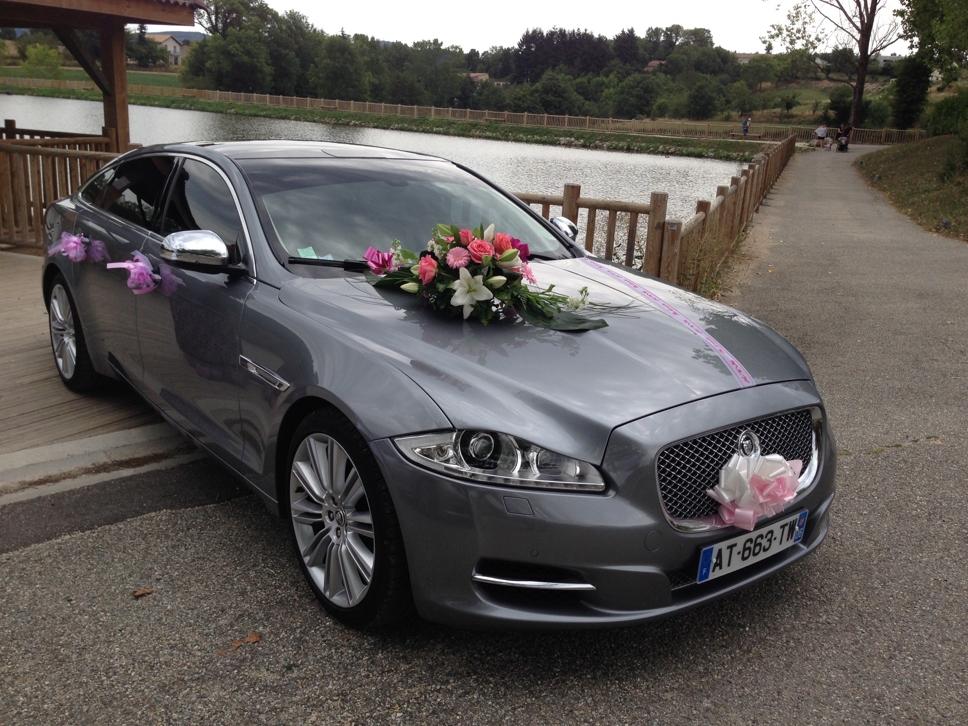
[47,279,100,392]
[285,411,412,627]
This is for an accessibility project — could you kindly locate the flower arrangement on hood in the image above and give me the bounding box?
[365,224,607,331]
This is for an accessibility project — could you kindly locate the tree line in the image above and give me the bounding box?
[185,1,901,124]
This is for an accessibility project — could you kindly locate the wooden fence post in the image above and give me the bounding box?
[715,185,730,243]
[4,119,16,140]
[729,175,743,240]
[738,168,752,226]
[562,183,580,223]
[659,221,682,285]
[644,191,667,275]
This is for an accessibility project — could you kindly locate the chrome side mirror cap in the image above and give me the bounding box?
[550,215,579,242]
[161,230,230,271]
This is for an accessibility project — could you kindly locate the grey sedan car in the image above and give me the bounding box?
[42,141,835,629]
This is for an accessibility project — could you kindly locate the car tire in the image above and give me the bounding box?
[284,410,412,628]
[46,277,102,393]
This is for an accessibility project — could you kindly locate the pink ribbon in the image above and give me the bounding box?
[106,251,159,295]
[47,232,88,263]
[707,454,803,531]
[580,258,755,388]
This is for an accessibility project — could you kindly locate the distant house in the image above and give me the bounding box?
[643,60,666,73]
[144,30,205,66]
[465,72,490,83]
[735,53,762,66]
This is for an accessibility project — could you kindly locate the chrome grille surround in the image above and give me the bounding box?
[655,408,821,532]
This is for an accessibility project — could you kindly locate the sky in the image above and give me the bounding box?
[148,0,909,54]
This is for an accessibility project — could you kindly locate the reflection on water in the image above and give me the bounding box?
[0,94,741,222]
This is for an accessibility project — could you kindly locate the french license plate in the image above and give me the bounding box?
[696,510,808,584]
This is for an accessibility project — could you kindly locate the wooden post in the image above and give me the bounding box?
[729,176,742,240]
[562,183,580,223]
[738,168,752,226]
[715,185,730,244]
[3,119,14,140]
[99,23,128,151]
[659,221,682,285]
[644,191,667,275]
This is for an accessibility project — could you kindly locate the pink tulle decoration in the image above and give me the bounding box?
[87,238,109,263]
[47,232,87,263]
[106,251,159,295]
[364,246,395,275]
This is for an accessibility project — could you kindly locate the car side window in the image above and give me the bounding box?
[79,166,115,207]
[95,156,176,230]
[160,159,243,249]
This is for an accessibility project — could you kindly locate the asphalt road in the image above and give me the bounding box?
[2,149,966,724]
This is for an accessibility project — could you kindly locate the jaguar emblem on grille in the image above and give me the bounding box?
[736,430,760,457]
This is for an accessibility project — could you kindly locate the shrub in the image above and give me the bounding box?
[891,56,932,129]
[863,98,891,128]
[925,91,968,136]
[23,43,61,79]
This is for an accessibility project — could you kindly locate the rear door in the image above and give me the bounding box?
[72,155,177,382]
[137,156,254,463]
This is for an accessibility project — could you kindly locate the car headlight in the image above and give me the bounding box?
[394,430,605,492]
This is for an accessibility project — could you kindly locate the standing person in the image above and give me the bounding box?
[815,122,828,148]
[742,115,751,138]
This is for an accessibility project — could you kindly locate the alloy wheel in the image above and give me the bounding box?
[49,283,77,380]
[289,433,376,608]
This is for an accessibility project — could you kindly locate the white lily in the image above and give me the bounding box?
[482,223,495,243]
[450,266,493,319]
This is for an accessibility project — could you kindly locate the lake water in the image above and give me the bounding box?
[0,95,742,225]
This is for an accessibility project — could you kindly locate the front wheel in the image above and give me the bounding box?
[47,278,101,392]
[285,411,412,627]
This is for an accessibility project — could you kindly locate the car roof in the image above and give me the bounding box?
[139,139,446,161]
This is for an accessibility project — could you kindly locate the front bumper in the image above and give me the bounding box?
[372,380,836,629]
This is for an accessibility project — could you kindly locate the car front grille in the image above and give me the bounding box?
[655,409,816,523]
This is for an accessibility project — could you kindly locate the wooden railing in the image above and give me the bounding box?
[516,135,796,292]
[1,75,926,145]
[0,140,115,247]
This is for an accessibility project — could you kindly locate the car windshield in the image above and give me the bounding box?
[238,157,571,263]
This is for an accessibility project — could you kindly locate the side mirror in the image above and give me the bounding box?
[161,230,231,272]
[550,215,579,242]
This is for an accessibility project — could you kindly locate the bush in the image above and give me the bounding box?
[827,86,852,124]
[925,91,968,136]
[863,98,891,128]
[23,43,61,79]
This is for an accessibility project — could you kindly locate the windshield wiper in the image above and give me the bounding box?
[287,257,370,272]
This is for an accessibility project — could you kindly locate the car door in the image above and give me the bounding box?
[72,156,177,382]
[137,156,254,463]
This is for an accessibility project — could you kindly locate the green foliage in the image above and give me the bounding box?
[898,0,968,70]
[23,44,60,79]
[311,34,368,100]
[686,78,721,119]
[126,26,168,68]
[925,90,968,135]
[891,56,932,128]
[828,86,853,124]
[864,98,891,127]
[610,74,657,118]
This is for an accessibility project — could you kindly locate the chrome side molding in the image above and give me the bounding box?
[471,573,596,591]
[239,355,290,392]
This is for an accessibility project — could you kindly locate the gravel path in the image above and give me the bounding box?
[1,147,966,724]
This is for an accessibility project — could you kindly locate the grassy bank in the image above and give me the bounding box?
[0,85,766,162]
[0,66,182,87]
[855,136,967,241]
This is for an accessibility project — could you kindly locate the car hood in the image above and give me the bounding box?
[279,259,811,463]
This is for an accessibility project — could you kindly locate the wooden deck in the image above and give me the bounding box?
[0,251,158,456]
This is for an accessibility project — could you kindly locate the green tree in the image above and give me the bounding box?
[897,0,968,70]
[686,78,721,119]
[891,55,932,128]
[534,70,587,115]
[741,56,778,91]
[611,75,657,118]
[613,27,641,67]
[311,34,369,101]
[23,43,61,79]
[126,25,167,68]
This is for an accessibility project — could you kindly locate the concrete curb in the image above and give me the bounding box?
[0,423,191,494]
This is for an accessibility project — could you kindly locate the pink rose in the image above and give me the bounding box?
[467,239,495,264]
[458,228,474,246]
[446,246,470,269]
[493,232,513,255]
[417,255,438,285]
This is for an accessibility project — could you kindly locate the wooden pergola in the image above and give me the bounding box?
[0,0,200,151]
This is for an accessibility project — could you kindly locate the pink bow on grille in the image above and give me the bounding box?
[47,232,88,263]
[106,251,160,295]
[707,453,803,531]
